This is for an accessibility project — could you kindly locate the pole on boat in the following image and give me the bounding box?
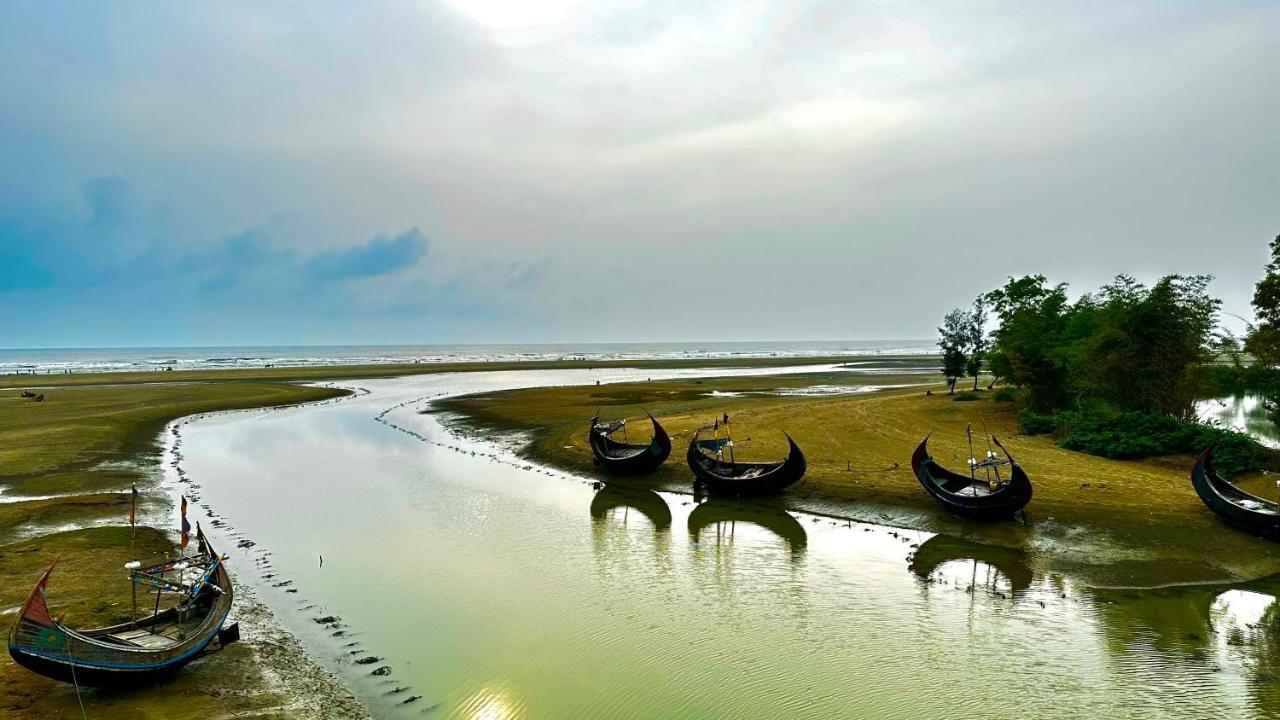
[966,424,977,483]
[979,417,1001,488]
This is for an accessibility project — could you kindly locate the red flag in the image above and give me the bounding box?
[179,495,191,551]
[129,484,137,527]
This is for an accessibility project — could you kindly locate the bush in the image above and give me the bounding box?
[1017,409,1264,478]
[953,393,981,402]
[1018,409,1060,435]
[993,387,1018,402]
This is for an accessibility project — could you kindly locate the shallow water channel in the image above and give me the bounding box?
[173,369,1280,719]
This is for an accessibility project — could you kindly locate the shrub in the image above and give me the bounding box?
[1014,408,1264,478]
[1018,409,1060,435]
[993,387,1018,402]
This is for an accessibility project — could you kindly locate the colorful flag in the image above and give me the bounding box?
[129,484,137,527]
[180,495,191,551]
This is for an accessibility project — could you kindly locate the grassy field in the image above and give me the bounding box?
[438,371,1280,587]
[0,380,348,717]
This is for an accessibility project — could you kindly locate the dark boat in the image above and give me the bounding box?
[589,484,673,531]
[686,429,806,497]
[589,413,671,473]
[687,499,807,554]
[1191,444,1280,540]
[908,534,1033,596]
[8,525,237,687]
[910,432,1032,520]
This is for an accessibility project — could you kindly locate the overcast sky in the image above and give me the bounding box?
[1,1,1276,347]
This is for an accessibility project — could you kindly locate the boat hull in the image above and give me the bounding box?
[910,436,1032,520]
[687,434,807,497]
[588,415,672,473]
[1191,445,1280,540]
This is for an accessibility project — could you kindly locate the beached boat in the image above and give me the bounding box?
[1191,444,1280,540]
[911,432,1032,520]
[686,428,806,497]
[589,413,672,473]
[8,525,237,687]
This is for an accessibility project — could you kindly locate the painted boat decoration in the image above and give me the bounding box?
[910,432,1032,520]
[687,428,806,497]
[1191,444,1280,540]
[8,525,237,687]
[589,413,672,473]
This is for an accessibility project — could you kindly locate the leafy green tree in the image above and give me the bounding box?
[984,276,1073,411]
[1246,235,1280,365]
[939,308,969,395]
[1072,274,1219,419]
[965,295,988,390]
[1245,234,1280,424]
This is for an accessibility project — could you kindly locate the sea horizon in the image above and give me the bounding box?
[0,339,936,375]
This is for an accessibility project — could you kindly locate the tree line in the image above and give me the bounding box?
[936,233,1280,476]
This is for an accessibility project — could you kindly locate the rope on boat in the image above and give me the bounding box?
[68,638,88,720]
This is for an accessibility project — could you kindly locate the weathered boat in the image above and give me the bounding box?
[589,413,672,473]
[8,525,237,687]
[687,429,806,497]
[687,499,807,554]
[589,484,673,531]
[910,432,1032,520]
[1191,444,1280,540]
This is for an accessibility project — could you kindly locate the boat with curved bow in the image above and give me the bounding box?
[1191,444,1280,540]
[910,432,1032,520]
[687,428,806,497]
[8,525,237,687]
[589,413,672,473]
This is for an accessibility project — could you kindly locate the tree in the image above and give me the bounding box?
[965,295,988,390]
[1246,234,1280,366]
[1245,234,1280,425]
[939,308,969,395]
[984,276,1073,411]
[1072,274,1219,419]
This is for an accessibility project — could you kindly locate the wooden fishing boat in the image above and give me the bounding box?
[588,413,671,473]
[687,428,806,497]
[589,484,672,531]
[1191,444,1280,540]
[687,499,807,554]
[908,534,1033,596]
[911,432,1032,520]
[8,525,237,687]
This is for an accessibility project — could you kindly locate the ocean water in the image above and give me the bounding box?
[0,340,933,375]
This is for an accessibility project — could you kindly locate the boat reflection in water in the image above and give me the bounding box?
[589,484,672,532]
[687,499,808,557]
[908,533,1033,598]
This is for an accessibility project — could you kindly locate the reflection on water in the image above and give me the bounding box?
[687,498,808,556]
[173,370,1280,719]
[908,534,1033,598]
[1200,394,1280,449]
[589,484,672,531]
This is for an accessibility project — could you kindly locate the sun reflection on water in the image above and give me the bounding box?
[458,686,522,720]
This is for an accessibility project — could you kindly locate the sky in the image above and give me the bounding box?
[0,1,1276,348]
